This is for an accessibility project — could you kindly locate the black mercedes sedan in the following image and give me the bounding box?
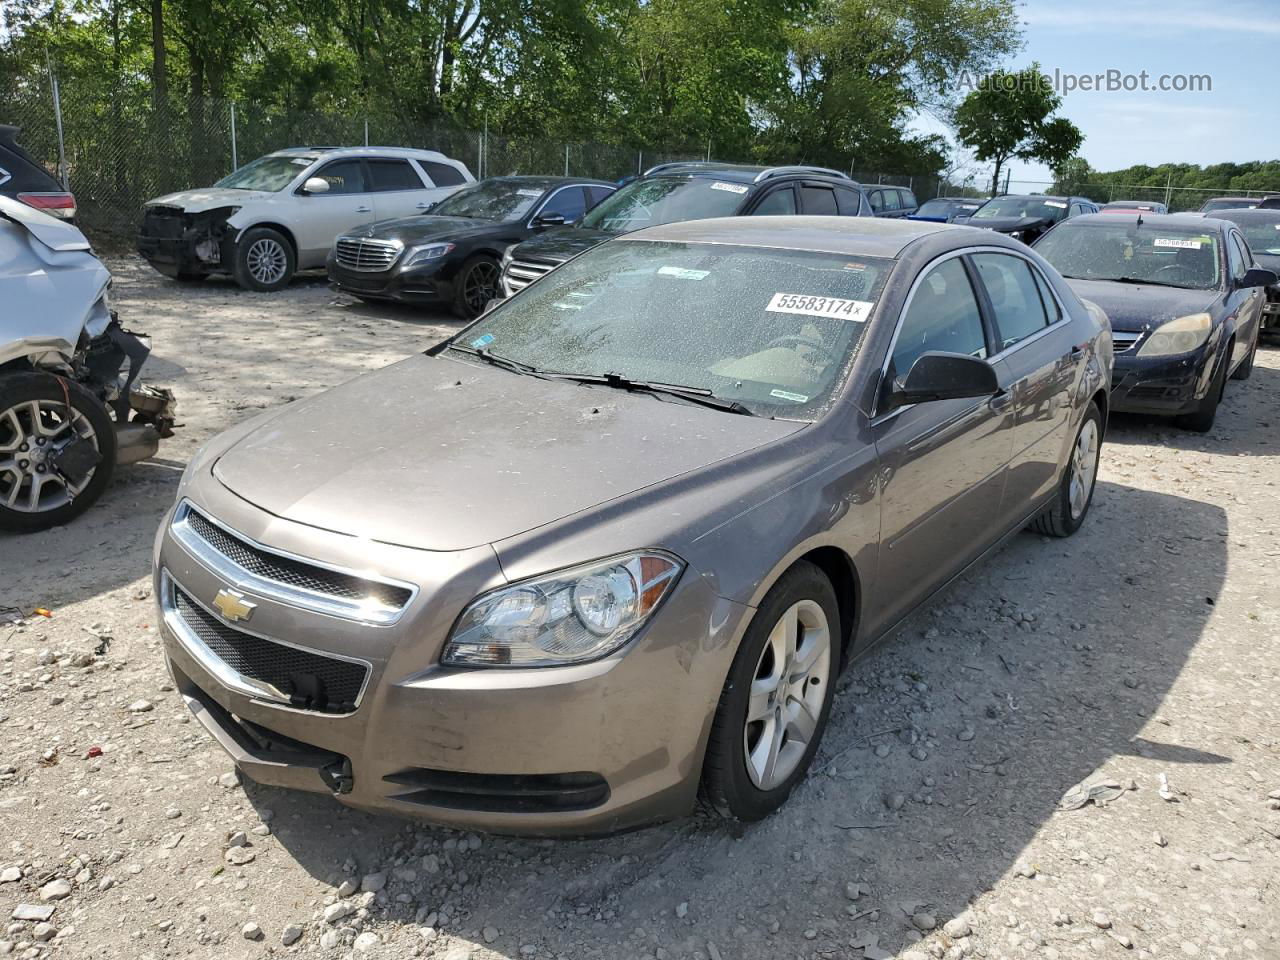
[1206,207,1280,338]
[327,176,616,318]
[1034,213,1276,431]
[954,194,1099,245]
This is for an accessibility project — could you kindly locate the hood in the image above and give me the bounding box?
[954,215,1053,234]
[212,354,802,552]
[1062,279,1221,332]
[510,227,613,265]
[353,215,500,246]
[146,187,272,212]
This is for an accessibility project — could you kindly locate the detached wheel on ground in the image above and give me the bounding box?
[1032,401,1102,538]
[452,254,501,319]
[232,226,296,292]
[701,560,839,822]
[1177,348,1230,433]
[0,373,117,533]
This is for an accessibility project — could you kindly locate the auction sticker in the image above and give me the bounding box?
[658,265,710,280]
[770,389,810,403]
[1153,238,1202,250]
[1044,200,1067,208]
[765,292,873,322]
[710,182,749,194]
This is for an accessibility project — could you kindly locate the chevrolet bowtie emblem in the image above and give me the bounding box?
[213,589,256,623]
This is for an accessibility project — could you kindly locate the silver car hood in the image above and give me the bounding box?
[0,196,112,367]
[212,354,804,551]
[146,187,271,212]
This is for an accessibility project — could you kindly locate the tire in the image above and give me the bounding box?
[0,373,117,533]
[1032,401,1102,538]
[452,254,501,320]
[1231,333,1257,380]
[232,226,295,292]
[700,561,839,822]
[1177,348,1229,433]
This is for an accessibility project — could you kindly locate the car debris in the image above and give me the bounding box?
[1,194,177,532]
[1058,779,1128,810]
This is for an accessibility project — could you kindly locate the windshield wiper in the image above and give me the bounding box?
[1111,276,1193,289]
[557,372,757,416]
[446,343,560,379]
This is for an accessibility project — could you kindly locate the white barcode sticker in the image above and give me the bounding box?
[658,266,710,280]
[1153,238,1202,250]
[517,189,542,197]
[1044,200,1067,208]
[710,181,749,194]
[765,293,873,322]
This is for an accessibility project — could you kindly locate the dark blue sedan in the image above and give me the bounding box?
[907,196,981,223]
[1034,213,1275,431]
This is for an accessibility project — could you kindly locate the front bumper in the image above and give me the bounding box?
[326,255,453,305]
[1109,346,1215,416]
[153,483,744,835]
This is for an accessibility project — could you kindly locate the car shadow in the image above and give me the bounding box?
[248,479,1225,959]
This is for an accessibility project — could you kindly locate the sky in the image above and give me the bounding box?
[914,0,1276,187]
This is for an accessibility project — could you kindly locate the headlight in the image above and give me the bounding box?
[1137,313,1212,358]
[442,552,684,667]
[403,243,455,268]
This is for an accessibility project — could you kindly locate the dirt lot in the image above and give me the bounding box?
[1,258,1278,960]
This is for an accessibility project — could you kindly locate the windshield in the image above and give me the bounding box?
[215,154,316,191]
[1201,199,1257,212]
[1238,223,1280,257]
[971,196,1069,222]
[431,180,545,221]
[454,240,893,418]
[1035,222,1222,290]
[580,177,748,234]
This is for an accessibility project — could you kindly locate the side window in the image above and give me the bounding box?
[313,159,368,194]
[540,186,588,222]
[972,253,1050,349]
[868,189,885,214]
[898,189,917,211]
[1031,266,1062,323]
[1227,233,1249,280]
[881,190,901,212]
[800,185,838,216]
[366,159,425,191]
[834,186,864,216]
[888,258,988,391]
[420,161,467,187]
[751,186,797,216]
[1068,202,1085,217]
[587,186,616,208]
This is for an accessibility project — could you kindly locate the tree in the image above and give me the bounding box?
[953,63,1083,196]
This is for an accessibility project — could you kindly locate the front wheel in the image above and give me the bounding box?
[1032,401,1102,538]
[452,255,501,320]
[700,561,838,822]
[233,227,296,292]
[0,373,117,533]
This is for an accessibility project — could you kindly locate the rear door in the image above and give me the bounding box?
[1227,230,1265,368]
[798,183,839,216]
[970,251,1080,520]
[367,157,432,221]
[291,158,375,264]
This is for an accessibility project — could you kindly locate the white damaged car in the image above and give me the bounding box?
[1,195,176,532]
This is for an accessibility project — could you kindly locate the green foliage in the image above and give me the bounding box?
[954,62,1084,194]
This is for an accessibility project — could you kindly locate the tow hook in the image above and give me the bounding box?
[320,757,354,795]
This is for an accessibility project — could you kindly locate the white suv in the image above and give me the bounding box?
[137,146,473,291]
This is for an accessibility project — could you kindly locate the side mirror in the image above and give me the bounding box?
[533,213,566,228]
[1241,267,1278,288]
[884,351,1000,411]
[301,177,330,195]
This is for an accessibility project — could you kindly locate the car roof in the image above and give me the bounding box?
[982,193,1080,203]
[1067,212,1234,233]
[485,175,616,189]
[1205,207,1280,224]
[622,215,960,258]
[1204,196,1256,202]
[641,162,856,185]
[1102,200,1163,208]
[267,146,459,163]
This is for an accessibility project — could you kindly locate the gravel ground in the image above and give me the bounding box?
[1,259,1277,960]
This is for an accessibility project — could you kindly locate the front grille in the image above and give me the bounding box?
[172,585,367,714]
[335,237,401,272]
[183,508,412,610]
[502,258,556,292]
[383,768,610,813]
[1112,331,1142,353]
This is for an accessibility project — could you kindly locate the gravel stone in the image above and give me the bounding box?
[38,879,71,901]
[242,921,263,940]
[281,923,303,945]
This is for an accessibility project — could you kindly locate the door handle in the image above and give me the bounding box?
[1068,345,1085,360]
[356,206,372,213]
[989,389,1012,411]
[415,203,431,209]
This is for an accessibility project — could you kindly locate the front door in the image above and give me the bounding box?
[866,255,1015,637]
[293,158,376,265]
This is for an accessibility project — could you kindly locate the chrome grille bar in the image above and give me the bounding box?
[335,237,402,272]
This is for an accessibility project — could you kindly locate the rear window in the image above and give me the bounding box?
[421,161,467,187]
[0,138,63,193]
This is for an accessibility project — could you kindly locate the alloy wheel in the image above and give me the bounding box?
[743,599,832,791]
[464,261,500,314]
[246,237,288,286]
[0,399,99,513]
[1068,418,1100,520]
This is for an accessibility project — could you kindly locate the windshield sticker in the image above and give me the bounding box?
[765,293,873,322]
[770,389,810,403]
[290,158,312,165]
[657,265,710,281]
[1044,200,1067,208]
[843,262,868,272]
[470,333,495,349]
[516,189,542,197]
[1153,238,1202,250]
[710,181,749,194]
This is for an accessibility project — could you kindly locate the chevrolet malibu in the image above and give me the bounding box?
[154,217,1112,835]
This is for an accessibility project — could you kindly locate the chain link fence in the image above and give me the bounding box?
[1,80,950,249]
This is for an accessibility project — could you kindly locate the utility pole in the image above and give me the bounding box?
[229,102,238,170]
